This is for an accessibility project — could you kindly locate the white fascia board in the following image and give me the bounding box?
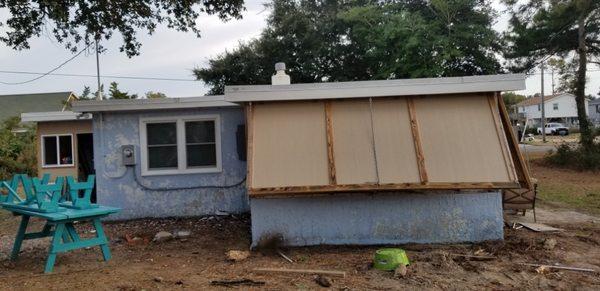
[224,74,526,102]
[20,111,92,122]
[72,95,239,113]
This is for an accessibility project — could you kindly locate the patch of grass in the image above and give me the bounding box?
[537,183,600,215]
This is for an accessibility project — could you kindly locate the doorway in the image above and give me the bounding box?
[77,133,96,203]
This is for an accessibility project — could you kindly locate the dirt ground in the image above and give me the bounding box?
[1,162,600,290]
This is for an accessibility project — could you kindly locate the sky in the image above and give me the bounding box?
[0,0,598,98]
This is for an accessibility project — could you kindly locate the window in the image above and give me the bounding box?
[537,104,541,111]
[140,116,221,175]
[596,105,600,114]
[42,135,74,167]
[553,103,558,110]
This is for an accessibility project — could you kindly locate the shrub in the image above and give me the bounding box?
[0,117,37,180]
[545,143,600,171]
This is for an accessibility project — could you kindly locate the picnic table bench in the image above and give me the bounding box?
[0,174,119,273]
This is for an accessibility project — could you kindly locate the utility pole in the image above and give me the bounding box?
[551,67,555,95]
[541,63,546,143]
[95,37,102,100]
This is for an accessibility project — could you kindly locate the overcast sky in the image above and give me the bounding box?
[0,0,598,98]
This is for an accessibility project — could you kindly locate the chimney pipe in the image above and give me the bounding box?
[271,62,290,85]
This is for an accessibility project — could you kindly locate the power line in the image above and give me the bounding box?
[0,45,91,85]
[0,70,197,82]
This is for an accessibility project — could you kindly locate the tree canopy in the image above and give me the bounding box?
[503,0,600,148]
[108,82,137,99]
[194,0,503,95]
[0,0,245,57]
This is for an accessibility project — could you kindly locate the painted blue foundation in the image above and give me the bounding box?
[251,191,504,246]
[93,107,248,220]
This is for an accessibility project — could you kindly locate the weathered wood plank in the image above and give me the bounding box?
[324,101,337,184]
[497,92,533,190]
[249,181,521,197]
[246,102,254,189]
[407,97,428,184]
[487,93,517,182]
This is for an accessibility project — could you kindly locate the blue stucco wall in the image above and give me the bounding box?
[93,107,248,220]
[250,191,504,246]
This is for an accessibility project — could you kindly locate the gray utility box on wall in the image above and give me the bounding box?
[121,145,136,166]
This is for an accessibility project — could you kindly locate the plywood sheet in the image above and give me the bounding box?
[414,94,513,182]
[372,99,420,183]
[331,100,377,184]
[251,102,329,188]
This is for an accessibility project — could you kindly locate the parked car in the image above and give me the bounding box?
[537,123,569,135]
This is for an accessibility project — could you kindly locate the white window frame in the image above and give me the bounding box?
[553,103,558,110]
[41,134,75,168]
[139,115,222,176]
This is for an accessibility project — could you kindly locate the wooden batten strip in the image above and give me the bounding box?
[246,102,254,189]
[487,93,517,182]
[496,93,533,190]
[324,101,337,184]
[407,97,428,184]
[249,181,521,197]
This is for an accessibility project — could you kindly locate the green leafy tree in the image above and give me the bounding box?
[503,0,600,149]
[0,117,36,180]
[547,58,578,94]
[0,0,245,57]
[194,0,503,95]
[145,91,167,99]
[108,82,138,99]
[502,92,527,108]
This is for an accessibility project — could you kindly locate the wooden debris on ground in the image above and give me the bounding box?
[520,263,597,273]
[210,279,265,287]
[277,250,294,263]
[253,267,346,278]
[517,222,562,232]
[449,253,497,261]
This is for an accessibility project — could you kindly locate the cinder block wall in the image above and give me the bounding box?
[250,191,503,246]
[93,107,248,220]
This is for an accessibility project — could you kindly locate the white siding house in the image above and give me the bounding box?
[516,93,589,127]
[589,98,600,125]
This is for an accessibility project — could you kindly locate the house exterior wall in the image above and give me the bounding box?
[93,107,248,220]
[250,191,504,246]
[589,100,600,125]
[518,94,589,121]
[36,120,93,180]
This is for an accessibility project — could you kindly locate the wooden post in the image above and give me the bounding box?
[246,102,254,190]
[407,97,428,184]
[324,101,337,185]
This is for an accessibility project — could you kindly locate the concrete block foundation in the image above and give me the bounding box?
[250,191,504,247]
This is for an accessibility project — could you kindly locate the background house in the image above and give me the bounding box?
[515,93,589,128]
[589,98,600,126]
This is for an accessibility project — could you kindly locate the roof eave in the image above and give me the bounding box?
[224,74,526,102]
[72,96,239,113]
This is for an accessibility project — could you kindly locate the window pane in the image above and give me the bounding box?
[185,121,215,143]
[147,123,177,145]
[186,144,216,167]
[59,135,73,165]
[43,136,58,165]
[148,146,178,169]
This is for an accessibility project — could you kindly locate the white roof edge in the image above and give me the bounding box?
[224,74,527,102]
[21,111,92,122]
[72,95,239,113]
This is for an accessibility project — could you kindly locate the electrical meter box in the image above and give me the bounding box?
[122,145,136,166]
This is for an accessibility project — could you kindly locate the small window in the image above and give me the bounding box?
[140,116,221,176]
[42,135,73,167]
[185,120,216,167]
[146,122,178,169]
[537,104,541,111]
[553,103,558,110]
[596,105,600,113]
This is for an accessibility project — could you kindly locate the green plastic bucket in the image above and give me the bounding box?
[373,248,410,271]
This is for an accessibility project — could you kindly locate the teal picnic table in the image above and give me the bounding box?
[0,174,120,273]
